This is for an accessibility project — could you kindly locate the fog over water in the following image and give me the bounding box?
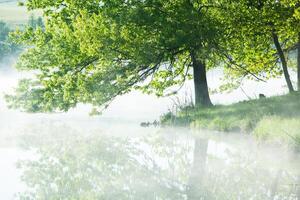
[0,56,300,199]
[0,1,299,199]
[0,54,294,123]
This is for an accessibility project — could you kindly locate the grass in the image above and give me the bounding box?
[161,92,300,148]
[253,116,300,148]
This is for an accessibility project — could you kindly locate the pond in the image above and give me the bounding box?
[1,119,300,200]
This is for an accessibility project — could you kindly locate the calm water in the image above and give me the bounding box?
[0,57,299,199]
[1,118,300,200]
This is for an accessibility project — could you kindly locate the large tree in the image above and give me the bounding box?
[217,0,299,93]
[286,0,300,91]
[6,0,228,113]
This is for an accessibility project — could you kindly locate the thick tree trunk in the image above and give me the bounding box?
[191,52,213,107]
[187,138,208,200]
[272,31,295,93]
[297,32,300,91]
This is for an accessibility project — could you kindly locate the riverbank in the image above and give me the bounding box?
[161,92,300,149]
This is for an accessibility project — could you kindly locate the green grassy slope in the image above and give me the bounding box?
[161,93,300,148]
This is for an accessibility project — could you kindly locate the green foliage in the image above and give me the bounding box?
[28,14,44,29]
[18,1,25,6]
[5,0,300,113]
[160,111,176,126]
[215,0,299,91]
[6,0,228,113]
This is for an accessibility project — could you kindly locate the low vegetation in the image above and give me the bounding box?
[161,93,300,148]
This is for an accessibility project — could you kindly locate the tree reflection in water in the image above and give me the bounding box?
[15,126,300,200]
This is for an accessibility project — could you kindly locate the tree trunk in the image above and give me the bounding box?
[297,32,300,91]
[191,52,213,107]
[187,138,208,200]
[272,30,295,93]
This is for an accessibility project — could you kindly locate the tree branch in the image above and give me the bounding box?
[221,52,267,82]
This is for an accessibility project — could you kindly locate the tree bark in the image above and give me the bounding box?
[187,138,208,200]
[191,52,213,107]
[297,32,300,91]
[272,30,295,93]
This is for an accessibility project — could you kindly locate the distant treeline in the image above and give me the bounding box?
[0,20,18,60]
[0,14,44,60]
[0,0,18,4]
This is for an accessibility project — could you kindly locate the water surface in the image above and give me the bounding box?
[1,120,300,200]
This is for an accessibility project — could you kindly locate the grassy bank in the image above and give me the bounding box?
[161,93,300,148]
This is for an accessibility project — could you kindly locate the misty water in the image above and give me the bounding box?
[1,60,300,200]
[2,119,300,200]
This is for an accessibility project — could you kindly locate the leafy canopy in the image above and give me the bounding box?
[7,0,225,113]
[216,0,300,91]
